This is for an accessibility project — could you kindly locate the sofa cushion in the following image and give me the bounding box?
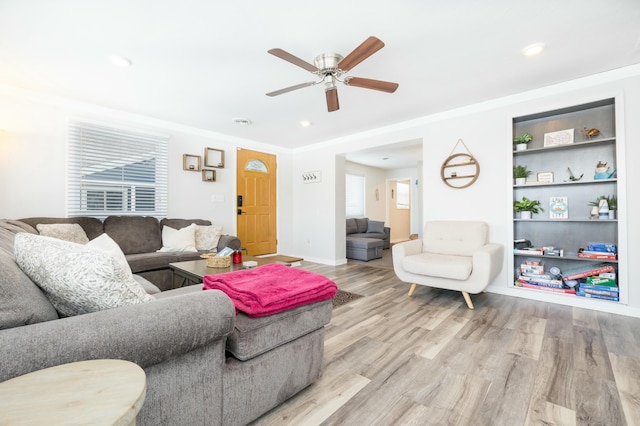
[349,232,386,241]
[402,252,473,280]
[14,233,154,317]
[195,225,223,251]
[125,252,181,274]
[226,299,333,361]
[19,217,104,240]
[104,216,162,254]
[36,223,90,244]
[346,218,358,235]
[158,224,197,252]
[0,222,59,328]
[422,221,488,257]
[160,218,211,230]
[367,220,385,234]
[354,217,369,233]
[86,233,133,275]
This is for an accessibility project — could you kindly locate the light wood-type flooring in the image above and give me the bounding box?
[250,260,640,426]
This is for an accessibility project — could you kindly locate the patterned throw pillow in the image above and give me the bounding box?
[36,223,89,244]
[195,224,223,251]
[14,233,153,317]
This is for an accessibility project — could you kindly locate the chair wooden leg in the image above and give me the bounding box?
[408,283,417,297]
[462,292,474,309]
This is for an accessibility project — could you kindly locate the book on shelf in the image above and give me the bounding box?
[587,243,617,254]
[585,276,616,286]
[514,247,544,256]
[577,249,617,260]
[543,247,564,256]
[576,291,619,302]
[517,276,564,289]
[549,196,568,219]
[561,263,616,280]
[579,286,619,297]
[515,281,576,294]
[520,264,545,275]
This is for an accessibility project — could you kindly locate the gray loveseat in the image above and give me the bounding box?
[0,219,333,425]
[18,216,242,291]
[346,217,390,261]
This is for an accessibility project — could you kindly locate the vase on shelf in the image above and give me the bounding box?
[515,144,528,151]
[520,211,532,219]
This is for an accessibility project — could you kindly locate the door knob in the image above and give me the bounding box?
[237,209,243,215]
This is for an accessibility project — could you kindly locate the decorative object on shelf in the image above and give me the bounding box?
[513,132,533,151]
[543,128,574,147]
[440,139,480,189]
[302,170,322,183]
[566,167,583,182]
[549,196,568,219]
[594,161,615,179]
[537,172,554,183]
[182,154,201,171]
[580,127,600,140]
[514,196,544,219]
[202,169,216,182]
[204,148,224,168]
[513,164,532,185]
[590,206,599,219]
[588,195,617,220]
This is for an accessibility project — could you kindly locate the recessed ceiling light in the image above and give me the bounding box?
[108,55,132,67]
[232,117,252,126]
[521,43,545,56]
[300,120,312,127]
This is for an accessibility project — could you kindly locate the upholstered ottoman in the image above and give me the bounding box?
[346,237,384,261]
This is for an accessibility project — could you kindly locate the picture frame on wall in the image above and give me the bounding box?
[204,148,224,168]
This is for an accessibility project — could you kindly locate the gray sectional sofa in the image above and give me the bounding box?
[0,219,333,425]
[346,217,390,261]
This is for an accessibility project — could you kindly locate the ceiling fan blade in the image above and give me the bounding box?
[266,81,317,97]
[345,77,399,93]
[325,87,339,112]
[268,48,319,73]
[338,36,385,72]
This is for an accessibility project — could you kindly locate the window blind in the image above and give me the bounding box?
[67,120,168,218]
[345,173,365,217]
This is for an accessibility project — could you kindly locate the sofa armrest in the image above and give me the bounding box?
[469,243,504,292]
[218,234,241,251]
[0,289,235,382]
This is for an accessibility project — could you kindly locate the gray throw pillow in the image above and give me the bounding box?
[367,220,385,234]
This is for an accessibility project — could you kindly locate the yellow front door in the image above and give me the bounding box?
[236,149,277,255]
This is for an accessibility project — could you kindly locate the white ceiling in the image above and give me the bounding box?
[2,0,640,168]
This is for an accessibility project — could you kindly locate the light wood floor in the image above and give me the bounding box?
[250,260,640,426]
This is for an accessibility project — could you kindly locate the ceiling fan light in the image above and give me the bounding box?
[300,120,312,127]
[232,117,252,126]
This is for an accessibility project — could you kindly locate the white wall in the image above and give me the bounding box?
[292,65,640,317]
[0,87,294,243]
[345,161,387,221]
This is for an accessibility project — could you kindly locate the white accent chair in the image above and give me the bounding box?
[392,221,504,309]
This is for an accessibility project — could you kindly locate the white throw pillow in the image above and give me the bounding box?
[14,233,153,317]
[158,224,197,252]
[86,233,132,275]
[195,224,223,251]
[36,223,89,244]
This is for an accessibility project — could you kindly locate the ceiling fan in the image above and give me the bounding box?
[266,36,399,112]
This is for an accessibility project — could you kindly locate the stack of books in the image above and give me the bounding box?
[577,243,617,260]
[515,259,576,294]
[577,276,619,302]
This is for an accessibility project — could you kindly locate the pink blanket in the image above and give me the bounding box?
[202,264,338,317]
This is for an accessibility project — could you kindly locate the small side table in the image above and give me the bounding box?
[0,359,146,425]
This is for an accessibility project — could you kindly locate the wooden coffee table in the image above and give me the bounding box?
[169,255,303,288]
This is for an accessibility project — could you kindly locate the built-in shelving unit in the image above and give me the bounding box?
[511,98,621,304]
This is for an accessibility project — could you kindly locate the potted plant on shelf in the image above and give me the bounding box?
[588,195,617,219]
[514,196,544,219]
[513,164,532,185]
[514,132,533,151]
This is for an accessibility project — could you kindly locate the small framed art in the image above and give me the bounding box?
[544,129,574,147]
[537,172,554,183]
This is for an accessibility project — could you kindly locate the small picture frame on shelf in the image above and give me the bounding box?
[204,148,224,168]
[549,196,568,219]
[537,172,554,183]
[544,129,574,147]
[183,154,201,171]
[202,169,216,182]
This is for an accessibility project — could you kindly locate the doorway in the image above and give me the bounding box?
[387,179,411,243]
[236,148,277,255]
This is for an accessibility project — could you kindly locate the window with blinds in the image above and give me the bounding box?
[67,120,169,218]
[345,173,366,217]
